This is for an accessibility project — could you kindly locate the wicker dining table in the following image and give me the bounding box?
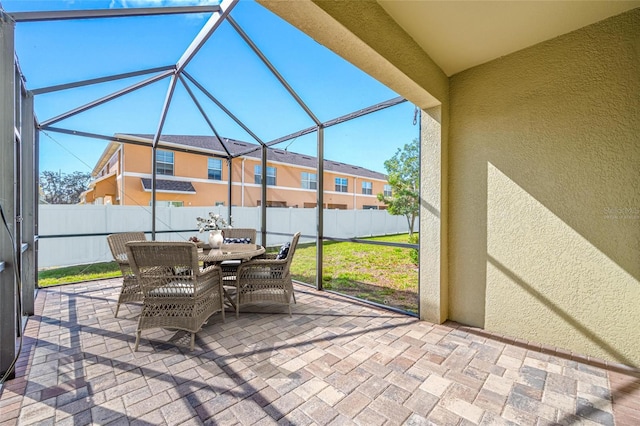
[197,243,265,264]
[198,243,266,309]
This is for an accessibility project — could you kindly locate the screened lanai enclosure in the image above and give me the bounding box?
[0,0,420,380]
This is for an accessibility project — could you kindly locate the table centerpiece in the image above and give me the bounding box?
[196,213,231,249]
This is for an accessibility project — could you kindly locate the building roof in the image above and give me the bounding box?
[141,178,196,193]
[129,134,388,181]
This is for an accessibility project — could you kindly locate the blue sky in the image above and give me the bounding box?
[4,0,419,175]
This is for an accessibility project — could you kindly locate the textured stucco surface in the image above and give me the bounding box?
[419,107,447,323]
[449,9,640,366]
[257,0,639,367]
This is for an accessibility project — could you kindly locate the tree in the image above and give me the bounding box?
[377,138,419,237]
[40,170,91,204]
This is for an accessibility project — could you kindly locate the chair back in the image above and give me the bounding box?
[107,232,146,264]
[125,241,200,283]
[234,232,301,317]
[282,232,301,272]
[223,228,256,244]
[126,241,224,351]
[107,232,147,316]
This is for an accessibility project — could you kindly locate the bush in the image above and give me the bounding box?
[408,234,419,265]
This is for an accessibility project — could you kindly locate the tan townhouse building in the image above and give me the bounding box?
[82,134,391,209]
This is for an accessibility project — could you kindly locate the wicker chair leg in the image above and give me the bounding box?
[134,330,141,351]
[292,292,296,304]
[223,287,237,311]
[115,303,121,318]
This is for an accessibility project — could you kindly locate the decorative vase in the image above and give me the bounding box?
[208,229,224,249]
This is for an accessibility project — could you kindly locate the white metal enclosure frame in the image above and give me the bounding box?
[0,1,419,380]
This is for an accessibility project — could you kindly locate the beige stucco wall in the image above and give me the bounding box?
[101,144,386,209]
[449,9,640,366]
[257,1,639,366]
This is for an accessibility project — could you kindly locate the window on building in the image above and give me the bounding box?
[335,177,348,192]
[363,205,378,210]
[362,181,372,195]
[156,150,174,176]
[208,158,222,180]
[383,184,392,197]
[255,165,276,186]
[301,172,317,190]
[108,154,118,174]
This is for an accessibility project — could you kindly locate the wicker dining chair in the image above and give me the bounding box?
[234,232,301,318]
[219,228,258,306]
[125,241,225,351]
[107,232,146,317]
[222,228,256,244]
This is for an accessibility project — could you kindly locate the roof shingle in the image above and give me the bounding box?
[130,134,387,181]
[141,178,196,193]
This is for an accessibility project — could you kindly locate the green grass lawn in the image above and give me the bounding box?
[38,261,122,287]
[38,234,419,313]
[289,234,419,313]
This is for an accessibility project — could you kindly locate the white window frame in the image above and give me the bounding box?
[335,177,348,193]
[156,150,174,176]
[255,165,276,186]
[362,181,372,195]
[301,172,317,189]
[208,158,223,181]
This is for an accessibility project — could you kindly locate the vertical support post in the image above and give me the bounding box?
[151,73,178,241]
[316,125,324,290]
[14,79,22,335]
[227,158,232,222]
[260,145,267,247]
[34,130,39,288]
[420,106,447,323]
[0,10,17,379]
[22,92,35,315]
[13,81,23,322]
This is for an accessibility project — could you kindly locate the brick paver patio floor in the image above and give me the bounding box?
[1,278,638,425]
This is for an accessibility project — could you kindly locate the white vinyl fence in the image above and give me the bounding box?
[38,205,415,268]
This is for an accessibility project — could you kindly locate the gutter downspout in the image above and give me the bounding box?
[241,157,245,207]
[227,158,232,221]
[119,144,125,205]
[353,176,357,210]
